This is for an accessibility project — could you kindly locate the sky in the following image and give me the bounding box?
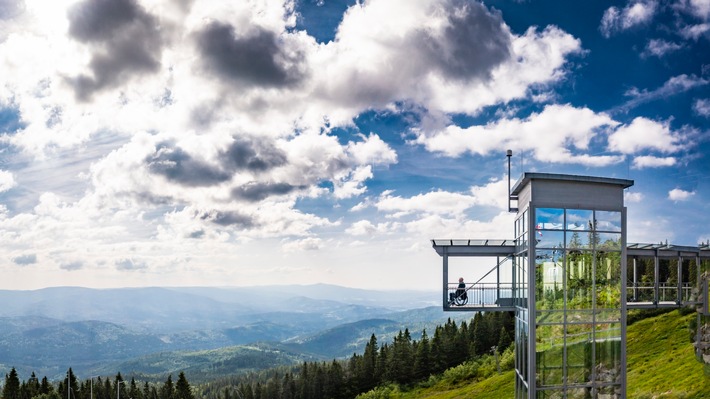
[0,0,708,291]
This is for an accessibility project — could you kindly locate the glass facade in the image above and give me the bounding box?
[515,209,529,398]
[516,207,624,398]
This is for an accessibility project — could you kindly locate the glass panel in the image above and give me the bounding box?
[567,231,591,249]
[536,250,564,313]
[596,385,622,399]
[536,208,564,230]
[536,324,564,386]
[595,210,621,232]
[566,323,592,384]
[598,233,621,250]
[536,389,564,398]
[566,209,593,231]
[567,388,593,399]
[629,257,655,303]
[567,250,593,322]
[595,323,622,384]
[596,252,622,310]
[536,231,565,249]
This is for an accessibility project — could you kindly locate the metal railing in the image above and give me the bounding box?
[447,282,514,307]
[626,282,694,303]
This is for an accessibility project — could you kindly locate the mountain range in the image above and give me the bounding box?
[0,285,468,382]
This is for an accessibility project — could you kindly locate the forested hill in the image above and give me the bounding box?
[196,312,514,399]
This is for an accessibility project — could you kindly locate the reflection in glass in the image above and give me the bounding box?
[566,230,591,249]
[567,250,593,322]
[536,208,564,230]
[536,250,564,314]
[595,210,622,232]
[566,323,592,384]
[536,231,565,249]
[595,323,622,384]
[598,233,622,250]
[536,325,564,386]
[566,209,593,231]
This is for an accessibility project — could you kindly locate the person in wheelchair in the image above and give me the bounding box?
[449,277,468,306]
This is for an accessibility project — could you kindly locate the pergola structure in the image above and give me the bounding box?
[431,172,710,399]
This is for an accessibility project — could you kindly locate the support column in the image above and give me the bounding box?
[443,247,449,309]
[678,255,683,305]
[654,252,660,305]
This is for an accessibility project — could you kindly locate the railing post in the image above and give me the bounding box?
[654,252,659,305]
[496,256,501,305]
[677,255,683,305]
[633,257,638,302]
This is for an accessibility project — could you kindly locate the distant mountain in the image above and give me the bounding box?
[0,285,453,382]
[0,285,437,333]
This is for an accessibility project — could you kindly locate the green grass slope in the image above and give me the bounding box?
[362,310,709,398]
[626,310,710,398]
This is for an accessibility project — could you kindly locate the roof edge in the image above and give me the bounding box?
[511,172,634,195]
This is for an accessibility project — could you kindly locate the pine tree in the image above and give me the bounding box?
[413,330,431,380]
[174,373,193,399]
[159,375,174,399]
[3,367,21,399]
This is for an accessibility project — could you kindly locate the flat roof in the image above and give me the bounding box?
[511,173,634,196]
[432,240,710,258]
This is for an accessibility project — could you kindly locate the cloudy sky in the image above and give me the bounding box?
[0,0,708,291]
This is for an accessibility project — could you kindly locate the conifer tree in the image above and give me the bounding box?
[174,373,193,399]
[159,375,174,399]
[3,367,20,399]
[413,330,431,380]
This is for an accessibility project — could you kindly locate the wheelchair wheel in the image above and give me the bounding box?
[454,294,468,306]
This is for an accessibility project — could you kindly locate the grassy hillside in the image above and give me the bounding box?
[360,310,709,398]
[626,310,710,398]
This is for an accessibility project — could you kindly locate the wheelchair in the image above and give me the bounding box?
[449,290,468,306]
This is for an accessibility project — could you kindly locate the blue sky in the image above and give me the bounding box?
[0,0,708,290]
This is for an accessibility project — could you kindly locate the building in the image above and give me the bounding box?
[432,172,710,399]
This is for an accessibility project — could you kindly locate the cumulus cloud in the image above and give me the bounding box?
[668,188,695,201]
[624,191,645,203]
[194,22,307,88]
[67,0,165,101]
[601,0,658,38]
[115,258,147,271]
[679,22,710,39]
[608,117,685,154]
[13,253,37,265]
[414,104,623,166]
[0,169,15,192]
[60,261,84,271]
[694,98,710,116]
[642,38,684,57]
[632,155,677,168]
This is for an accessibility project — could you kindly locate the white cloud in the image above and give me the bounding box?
[608,117,684,154]
[617,74,709,112]
[414,104,624,166]
[632,155,677,169]
[642,38,683,57]
[668,188,695,201]
[282,237,324,252]
[0,170,16,192]
[624,191,645,203]
[677,0,710,20]
[346,220,394,236]
[680,22,710,39]
[694,98,710,116]
[601,0,658,38]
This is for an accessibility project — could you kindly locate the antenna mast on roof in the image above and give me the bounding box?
[506,149,517,213]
